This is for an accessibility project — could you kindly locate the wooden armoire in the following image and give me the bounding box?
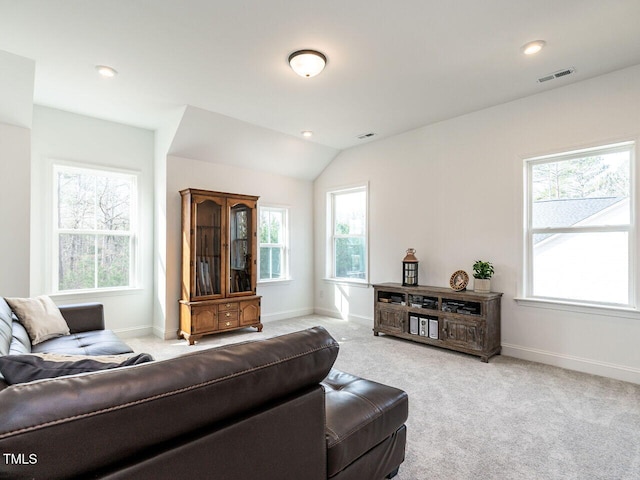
[178,188,262,345]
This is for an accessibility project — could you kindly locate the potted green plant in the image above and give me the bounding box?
[472,260,494,293]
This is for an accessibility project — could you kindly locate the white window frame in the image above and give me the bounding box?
[522,141,636,309]
[52,163,139,293]
[326,184,369,284]
[258,205,290,283]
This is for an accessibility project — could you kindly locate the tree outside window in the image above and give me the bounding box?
[54,165,137,292]
[329,186,367,281]
[259,206,289,281]
[525,142,634,306]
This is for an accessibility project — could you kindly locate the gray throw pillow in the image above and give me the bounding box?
[4,295,70,345]
[0,352,154,385]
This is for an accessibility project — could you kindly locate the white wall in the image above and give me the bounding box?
[164,155,314,339]
[0,50,34,129]
[0,51,33,297]
[30,106,155,336]
[0,122,31,296]
[152,109,185,338]
[314,64,640,384]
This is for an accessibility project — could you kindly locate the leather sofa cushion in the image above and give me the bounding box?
[59,303,105,333]
[31,330,134,356]
[322,369,409,478]
[1,328,132,386]
[0,352,154,385]
[9,322,31,355]
[0,298,16,356]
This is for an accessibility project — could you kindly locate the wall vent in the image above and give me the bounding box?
[357,132,376,139]
[538,67,575,83]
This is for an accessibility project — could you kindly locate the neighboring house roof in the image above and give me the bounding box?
[532,197,624,243]
[533,197,623,227]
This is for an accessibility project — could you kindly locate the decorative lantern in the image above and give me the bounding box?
[402,248,419,286]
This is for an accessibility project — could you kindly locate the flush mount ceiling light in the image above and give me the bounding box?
[95,65,118,77]
[288,50,326,78]
[301,130,313,137]
[521,40,546,55]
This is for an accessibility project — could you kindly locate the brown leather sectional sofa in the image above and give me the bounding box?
[0,301,408,480]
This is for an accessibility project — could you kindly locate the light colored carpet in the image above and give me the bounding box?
[127,315,640,480]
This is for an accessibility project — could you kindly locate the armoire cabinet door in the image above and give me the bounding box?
[191,195,226,299]
[228,199,257,296]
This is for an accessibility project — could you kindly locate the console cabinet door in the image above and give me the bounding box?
[376,306,404,334]
[442,318,484,351]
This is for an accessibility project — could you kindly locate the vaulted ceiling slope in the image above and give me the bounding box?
[169,106,339,181]
[1,1,640,178]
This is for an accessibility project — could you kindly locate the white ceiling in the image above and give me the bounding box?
[2,0,640,175]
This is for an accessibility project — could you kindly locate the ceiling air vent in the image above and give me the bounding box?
[537,67,575,83]
[357,132,376,140]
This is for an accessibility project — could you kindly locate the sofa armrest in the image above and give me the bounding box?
[0,326,339,479]
[59,303,105,333]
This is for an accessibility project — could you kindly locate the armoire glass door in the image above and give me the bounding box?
[229,202,253,294]
[194,198,223,297]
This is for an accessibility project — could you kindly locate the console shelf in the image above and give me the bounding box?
[373,283,502,362]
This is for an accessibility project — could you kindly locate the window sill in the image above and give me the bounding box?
[49,288,144,302]
[514,296,639,319]
[322,278,371,288]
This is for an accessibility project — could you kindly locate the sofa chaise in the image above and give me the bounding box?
[0,299,408,480]
[0,298,137,390]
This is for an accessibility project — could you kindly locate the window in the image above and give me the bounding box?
[258,206,289,281]
[524,142,635,307]
[53,164,138,292]
[328,185,368,282]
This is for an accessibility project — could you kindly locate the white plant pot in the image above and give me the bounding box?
[474,278,491,293]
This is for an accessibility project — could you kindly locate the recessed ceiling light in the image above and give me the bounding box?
[301,130,313,138]
[521,40,546,55]
[288,50,326,78]
[96,65,118,77]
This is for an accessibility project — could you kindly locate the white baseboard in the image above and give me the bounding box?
[113,325,154,338]
[157,326,174,340]
[313,307,340,319]
[502,343,640,385]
